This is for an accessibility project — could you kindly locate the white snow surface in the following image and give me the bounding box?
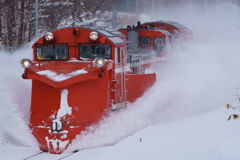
[37,69,87,82]
[57,89,72,119]
[1,2,240,160]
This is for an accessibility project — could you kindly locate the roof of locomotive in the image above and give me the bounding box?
[64,26,125,45]
[63,26,123,37]
[154,28,171,36]
[118,26,172,36]
[142,20,193,35]
[143,20,187,29]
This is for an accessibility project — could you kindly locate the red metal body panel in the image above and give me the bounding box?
[126,73,156,103]
[30,76,110,153]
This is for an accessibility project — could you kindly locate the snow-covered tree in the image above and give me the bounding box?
[1,0,240,52]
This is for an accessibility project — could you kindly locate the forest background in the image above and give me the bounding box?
[0,0,239,52]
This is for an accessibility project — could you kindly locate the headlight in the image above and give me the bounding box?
[173,30,178,35]
[89,31,98,41]
[94,57,105,68]
[21,59,32,68]
[44,32,54,41]
[154,38,163,48]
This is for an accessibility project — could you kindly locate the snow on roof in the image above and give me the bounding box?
[155,28,172,36]
[143,20,193,35]
[108,37,125,45]
[143,20,187,29]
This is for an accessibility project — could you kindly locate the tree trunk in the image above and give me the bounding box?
[0,0,3,50]
[17,0,25,49]
[6,0,16,52]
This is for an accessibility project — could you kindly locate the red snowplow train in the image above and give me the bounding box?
[21,21,192,154]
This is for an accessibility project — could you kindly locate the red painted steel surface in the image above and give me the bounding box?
[126,74,156,103]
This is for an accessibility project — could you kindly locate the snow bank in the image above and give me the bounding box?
[0,2,240,160]
[37,69,87,82]
[0,46,37,148]
[68,2,240,153]
[88,109,240,160]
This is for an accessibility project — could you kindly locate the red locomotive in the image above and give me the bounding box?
[20,21,192,154]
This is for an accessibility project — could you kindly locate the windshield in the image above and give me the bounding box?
[36,45,68,60]
[79,45,111,59]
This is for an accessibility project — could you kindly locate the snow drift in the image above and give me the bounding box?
[0,2,240,159]
[68,2,240,152]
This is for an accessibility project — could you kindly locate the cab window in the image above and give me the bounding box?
[36,45,68,60]
[79,44,111,59]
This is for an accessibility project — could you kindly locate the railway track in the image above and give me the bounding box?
[22,151,78,160]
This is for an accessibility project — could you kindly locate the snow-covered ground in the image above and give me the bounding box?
[1,2,240,160]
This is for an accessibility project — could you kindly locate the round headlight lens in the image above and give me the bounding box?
[89,31,98,41]
[21,59,32,68]
[173,30,178,35]
[154,38,163,48]
[44,32,54,41]
[94,57,105,68]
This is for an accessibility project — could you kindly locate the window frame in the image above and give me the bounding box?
[35,43,69,61]
[78,43,112,60]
